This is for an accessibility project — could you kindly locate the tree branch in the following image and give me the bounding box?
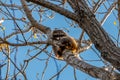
[92,0,106,13]
[21,0,51,34]
[78,40,92,53]
[100,2,117,25]
[68,0,120,71]
[63,50,120,80]
[25,0,78,22]
[0,39,49,46]
[23,0,120,78]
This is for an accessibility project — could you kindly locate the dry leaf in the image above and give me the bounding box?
[33,33,37,39]
[113,21,117,25]
[0,43,10,53]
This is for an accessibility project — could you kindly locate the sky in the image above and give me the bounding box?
[0,0,119,80]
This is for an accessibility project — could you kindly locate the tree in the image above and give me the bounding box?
[0,0,120,80]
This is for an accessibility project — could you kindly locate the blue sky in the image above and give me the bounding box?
[0,0,119,80]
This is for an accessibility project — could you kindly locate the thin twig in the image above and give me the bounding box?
[41,52,51,80]
[27,45,48,61]
[73,68,77,80]
[49,64,68,80]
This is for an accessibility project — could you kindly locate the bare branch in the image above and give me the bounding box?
[0,3,22,10]
[4,27,32,40]
[49,64,68,80]
[25,0,78,22]
[41,53,51,80]
[67,0,120,71]
[21,0,51,34]
[2,51,27,80]
[5,52,10,80]
[118,0,120,22]
[101,2,117,25]
[0,38,49,46]
[78,40,92,53]
[92,0,106,13]
[0,0,119,79]
[26,45,48,61]
[63,50,120,80]
[78,30,84,46]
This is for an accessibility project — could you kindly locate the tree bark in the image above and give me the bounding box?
[67,0,120,71]
[24,0,120,79]
[63,50,120,80]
